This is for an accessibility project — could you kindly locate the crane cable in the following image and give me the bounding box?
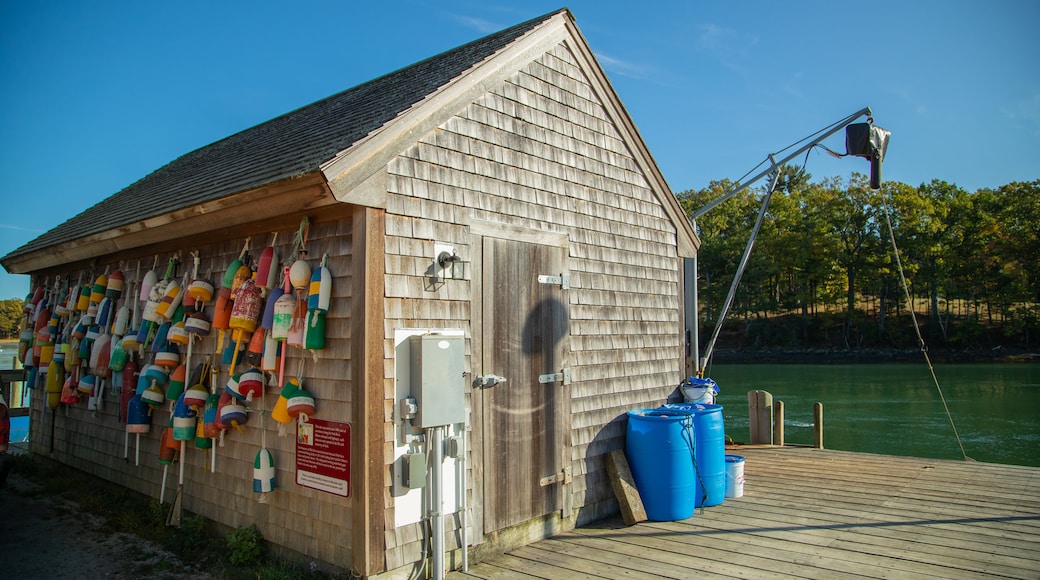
[879,194,973,462]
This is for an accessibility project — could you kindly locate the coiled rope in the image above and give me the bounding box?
[880,195,973,462]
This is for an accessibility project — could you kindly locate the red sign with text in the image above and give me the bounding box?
[295,418,351,497]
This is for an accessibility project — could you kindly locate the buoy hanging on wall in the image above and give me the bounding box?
[253,448,276,494]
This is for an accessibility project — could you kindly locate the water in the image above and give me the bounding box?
[709,363,1040,467]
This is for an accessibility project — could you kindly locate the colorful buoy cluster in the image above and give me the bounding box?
[18,220,328,500]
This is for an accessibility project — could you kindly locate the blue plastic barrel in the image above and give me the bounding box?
[625,408,697,521]
[662,403,726,507]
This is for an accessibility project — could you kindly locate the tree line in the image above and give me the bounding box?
[2,172,1037,352]
[679,171,1040,352]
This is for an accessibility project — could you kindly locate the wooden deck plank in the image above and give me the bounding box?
[732,487,1040,558]
[447,448,1040,579]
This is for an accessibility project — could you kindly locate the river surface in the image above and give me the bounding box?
[708,363,1040,467]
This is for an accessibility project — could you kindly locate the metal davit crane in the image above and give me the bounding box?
[691,107,890,376]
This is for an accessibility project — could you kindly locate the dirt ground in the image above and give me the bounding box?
[0,444,206,579]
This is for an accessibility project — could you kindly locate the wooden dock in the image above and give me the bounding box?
[450,447,1040,579]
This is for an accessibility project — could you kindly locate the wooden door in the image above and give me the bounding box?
[480,236,570,533]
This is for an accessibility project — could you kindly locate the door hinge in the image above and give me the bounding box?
[538,368,571,385]
[540,467,572,487]
[537,273,570,290]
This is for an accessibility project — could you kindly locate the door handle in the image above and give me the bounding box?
[475,374,507,388]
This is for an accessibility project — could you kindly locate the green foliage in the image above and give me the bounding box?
[0,298,24,339]
[9,453,343,578]
[226,524,266,566]
[682,172,1040,351]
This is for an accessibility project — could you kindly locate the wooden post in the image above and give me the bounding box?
[605,449,647,525]
[748,390,773,445]
[773,400,784,447]
[813,402,824,449]
[351,206,387,576]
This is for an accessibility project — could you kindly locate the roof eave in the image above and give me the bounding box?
[2,173,338,274]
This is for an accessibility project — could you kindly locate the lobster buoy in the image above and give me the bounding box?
[52,339,66,366]
[91,333,113,378]
[141,383,165,407]
[271,292,294,341]
[261,287,283,331]
[77,374,96,397]
[229,279,262,333]
[271,378,299,426]
[219,400,248,432]
[247,328,266,366]
[203,393,222,437]
[154,345,181,369]
[28,285,45,310]
[112,305,130,337]
[71,315,89,340]
[188,277,215,304]
[139,269,158,301]
[289,259,311,293]
[108,340,128,372]
[230,264,252,300]
[151,321,171,353]
[126,394,151,433]
[222,253,245,289]
[18,328,33,362]
[76,284,91,313]
[95,297,114,329]
[172,393,197,441]
[106,269,125,299]
[238,368,265,401]
[167,321,190,346]
[46,360,64,395]
[120,359,139,422]
[166,364,187,402]
[184,311,211,336]
[261,334,279,373]
[227,279,262,374]
[255,246,278,292]
[141,279,167,324]
[213,289,233,326]
[194,409,213,450]
[155,279,183,321]
[304,311,326,351]
[142,363,170,387]
[90,274,108,305]
[182,384,210,412]
[158,425,178,465]
[286,388,316,422]
[121,331,141,353]
[212,287,233,349]
[287,298,307,347]
[307,258,331,314]
[253,448,276,493]
[60,375,80,405]
[224,373,240,399]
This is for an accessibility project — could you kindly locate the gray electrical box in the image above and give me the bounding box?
[409,334,465,427]
[403,452,427,489]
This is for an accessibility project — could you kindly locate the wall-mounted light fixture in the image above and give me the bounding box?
[425,243,466,291]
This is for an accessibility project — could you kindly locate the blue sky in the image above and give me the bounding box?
[1,0,1037,299]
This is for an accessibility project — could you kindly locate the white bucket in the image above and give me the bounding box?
[725,455,745,498]
[681,377,718,405]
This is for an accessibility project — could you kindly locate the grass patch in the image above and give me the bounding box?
[9,453,352,578]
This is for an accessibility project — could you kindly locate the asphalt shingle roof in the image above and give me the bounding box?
[5,9,563,263]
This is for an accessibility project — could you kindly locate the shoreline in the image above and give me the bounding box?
[708,347,1040,364]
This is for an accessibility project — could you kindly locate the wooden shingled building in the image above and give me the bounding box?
[2,8,699,577]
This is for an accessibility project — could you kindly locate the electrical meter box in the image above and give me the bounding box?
[408,334,465,427]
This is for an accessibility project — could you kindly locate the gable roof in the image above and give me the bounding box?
[3,10,560,271]
[4,8,697,274]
